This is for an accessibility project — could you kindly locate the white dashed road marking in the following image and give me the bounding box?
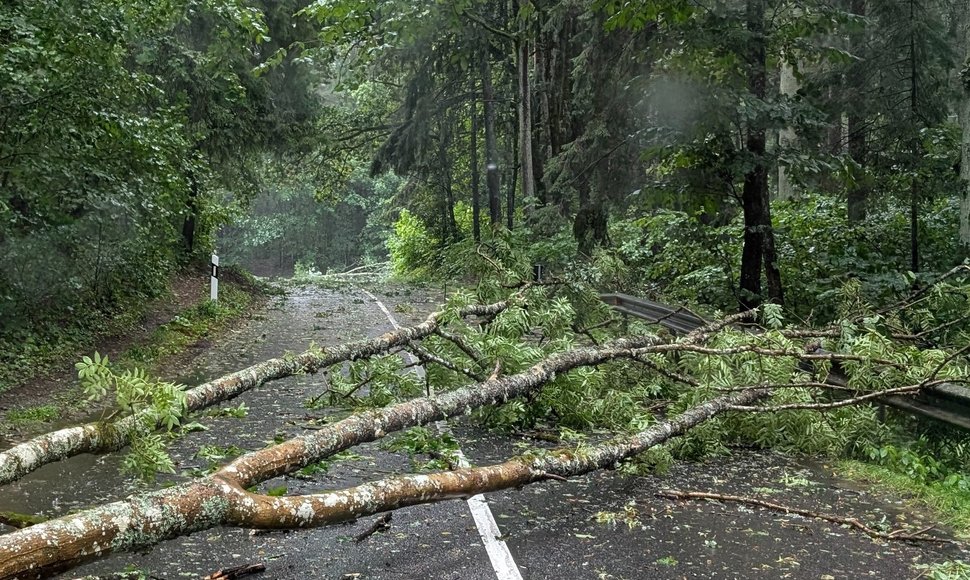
[361,289,524,580]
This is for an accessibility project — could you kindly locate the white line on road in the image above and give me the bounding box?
[361,289,524,580]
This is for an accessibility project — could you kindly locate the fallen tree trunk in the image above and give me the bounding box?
[0,387,765,579]
[0,312,754,577]
[216,334,666,488]
[0,297,516,487]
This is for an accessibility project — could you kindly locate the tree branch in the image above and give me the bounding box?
[657,489,959,544]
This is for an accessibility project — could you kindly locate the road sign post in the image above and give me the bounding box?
[210,254,219,301]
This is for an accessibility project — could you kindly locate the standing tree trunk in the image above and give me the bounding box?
[438,121,458,240]
[847,0,868,224]
[533,17,549,207]
[482,54,502,227]
[471,98,482,242]
[739,178,766,310]
[182,171,199,256]
[776,56,798,201]
[960,49,970,254]
[740,0,766,309]
[507,126,519,230]
[739,0,784,309]
[517,1,536,213]
[762,201,785,305]
[909,0,920,273]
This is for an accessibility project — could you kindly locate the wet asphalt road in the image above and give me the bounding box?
[0,281,966,579]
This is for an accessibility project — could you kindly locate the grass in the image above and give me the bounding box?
[0,266,272,396]
[837,459,970,538]
[0,268,268,434]
[119,284,257,369]
[5,404,60,425]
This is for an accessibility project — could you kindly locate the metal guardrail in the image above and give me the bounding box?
[600,293,970,430]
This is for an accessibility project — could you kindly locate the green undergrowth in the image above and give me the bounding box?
[836,460,970,538]
[0,305,145,396]
[119,282,259,370]
[0,267,268,442]
[5,404,61,425]
[0,266,268,395]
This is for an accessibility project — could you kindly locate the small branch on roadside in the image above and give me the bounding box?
[878,264,970,316]
[476,246,508,275]
[306,371,332,406]
[487,359,502,381]
[645,343,908,370]
[339,361,425,401]
[713,381,858,393]
[353,513,392,543]
[435,328,487,366]
[921,343,970,386]
[575,318,622,335]
[633,355,701,387]
[684,310,758,342]
[657,489,960,545]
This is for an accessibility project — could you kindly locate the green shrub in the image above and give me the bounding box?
[387,209,440,279]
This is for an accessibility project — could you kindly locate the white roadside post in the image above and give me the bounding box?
[210,253,219,301]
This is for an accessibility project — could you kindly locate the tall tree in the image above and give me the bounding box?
[516,0,536,218]
[482,52,504,226]
[739,0,784,309]
[846,0,869,224]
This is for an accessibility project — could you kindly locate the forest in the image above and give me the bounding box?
[3,0,970,578]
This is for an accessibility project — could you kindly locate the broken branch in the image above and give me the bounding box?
[657,489,960,545]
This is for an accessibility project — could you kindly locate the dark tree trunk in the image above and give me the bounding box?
[440,136,458,241]
[532,121,546,206]
[573,181,609,255]
[762,201,784,305]
[182,171,199,256]
[471,99,481,242]
[846,0,867,224]
[534,20,549,206]
[508,127,518,230]
[481,55,502,226]
[739,177,765,310]
[547,11,571,213]
[909,0,920,273]
[740,0,783,309]
[517,4,536,213]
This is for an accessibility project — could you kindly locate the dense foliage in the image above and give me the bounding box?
[0,0,320,385]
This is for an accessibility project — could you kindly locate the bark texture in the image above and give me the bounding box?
[960,16,970,253]
[517,5,535,211]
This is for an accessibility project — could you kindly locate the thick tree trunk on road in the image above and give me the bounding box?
[0,384,765,579]
[0,309,759,577]
[0,298,517,487]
